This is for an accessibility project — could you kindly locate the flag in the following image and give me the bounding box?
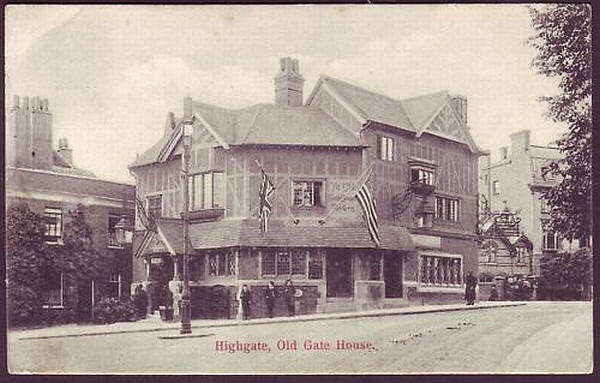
[258,167,276,233]
[355,180,381,247]
[135,194,156,232]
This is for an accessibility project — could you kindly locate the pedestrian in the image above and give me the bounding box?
[284,279,296,316]
[465,271,478,305]
[239,284,252,320]
[265,281,277,318]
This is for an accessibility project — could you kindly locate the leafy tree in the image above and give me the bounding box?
[539,248,592,300]
[6,203,49,325]
[528,4,592,244]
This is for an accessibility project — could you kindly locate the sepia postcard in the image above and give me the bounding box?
[5,3,593,375]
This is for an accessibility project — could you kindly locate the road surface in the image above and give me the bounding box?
[8,301,592,374]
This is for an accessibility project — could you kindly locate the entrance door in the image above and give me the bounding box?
[384,254,403,298]
[326,251,352,297]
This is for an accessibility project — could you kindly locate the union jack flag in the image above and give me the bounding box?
[258,166,276,233]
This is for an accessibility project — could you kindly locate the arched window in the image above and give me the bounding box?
[482,240,498,263]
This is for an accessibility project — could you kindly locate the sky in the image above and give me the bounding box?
[5,4,566,183]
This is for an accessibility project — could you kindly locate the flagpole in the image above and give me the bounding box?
[319,161,376,224]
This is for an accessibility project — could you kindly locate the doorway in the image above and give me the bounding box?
[326,250,353,297]
[384,254,403,298]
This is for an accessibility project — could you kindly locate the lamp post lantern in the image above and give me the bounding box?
[180,118,194,335]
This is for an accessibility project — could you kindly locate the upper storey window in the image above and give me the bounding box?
[147,195,162,219]
[492,180,500,195]
[44,207,62,244]
[292,180,324,207]
[377,135,395,161]
[189,171,225,210]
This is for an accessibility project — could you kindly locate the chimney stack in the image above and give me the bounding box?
[451,95,467,125]
[510,130,531,154]
[499,146,508,160]
[57,137,73,165]
[183,96,192,119]
[274,57,305,107]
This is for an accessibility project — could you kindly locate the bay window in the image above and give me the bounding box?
[189,171,224,210]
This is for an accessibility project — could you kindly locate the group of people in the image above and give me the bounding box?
[239,279,296,320]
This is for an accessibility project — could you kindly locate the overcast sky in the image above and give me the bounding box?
[6,4,565,183]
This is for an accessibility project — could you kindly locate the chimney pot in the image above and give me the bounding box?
[13,95,20,109]
[23,96,29,109]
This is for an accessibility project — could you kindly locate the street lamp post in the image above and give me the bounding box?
[180,118,194,335]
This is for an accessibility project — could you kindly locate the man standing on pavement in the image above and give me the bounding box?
[265,281,277,318]
[465,271,478,305]
[284,279,296,316]
[239,284,252,320]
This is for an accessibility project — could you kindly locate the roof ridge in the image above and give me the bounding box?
[400,90,449,103]
[322,75,405,105]
[323,74,449,106]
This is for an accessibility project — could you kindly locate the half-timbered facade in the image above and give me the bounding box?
[129,58,481,319]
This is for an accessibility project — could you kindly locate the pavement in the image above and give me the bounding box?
[11,301,526,341]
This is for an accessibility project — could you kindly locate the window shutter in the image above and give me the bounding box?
[376,136,382,159]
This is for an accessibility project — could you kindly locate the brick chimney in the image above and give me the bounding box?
[57,137,73,165]
[274,57,304,107]
[451,95,467,125]
[7,95,53,170]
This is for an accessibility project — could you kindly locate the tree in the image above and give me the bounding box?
[539,248,592,300]
[528,4,592,244]
[6,203,49,325]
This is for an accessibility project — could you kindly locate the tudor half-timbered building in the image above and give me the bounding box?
[129,58,482,319]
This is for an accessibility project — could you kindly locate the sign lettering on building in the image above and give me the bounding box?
[327,178,360,219]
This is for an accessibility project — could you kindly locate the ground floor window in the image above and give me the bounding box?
[208,250,238,277]
[419,254,462,286]
[43,271,63,308]
[308,250,324,279]
[261,248,324,279]
[108,273,122,297]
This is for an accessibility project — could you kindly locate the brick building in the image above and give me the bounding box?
[129,58,482,319]
[6,95,135,322]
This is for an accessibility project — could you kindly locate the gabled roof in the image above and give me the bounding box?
[306,75,479,152]
[309,76,414,131]
[129,102,363,169]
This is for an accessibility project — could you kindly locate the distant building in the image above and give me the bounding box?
[478,129,572,280]
[129,57,482,319]
[6,95,135,322]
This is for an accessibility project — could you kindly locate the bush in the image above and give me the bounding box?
[93,296,138,324]
[7,283,43,327]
